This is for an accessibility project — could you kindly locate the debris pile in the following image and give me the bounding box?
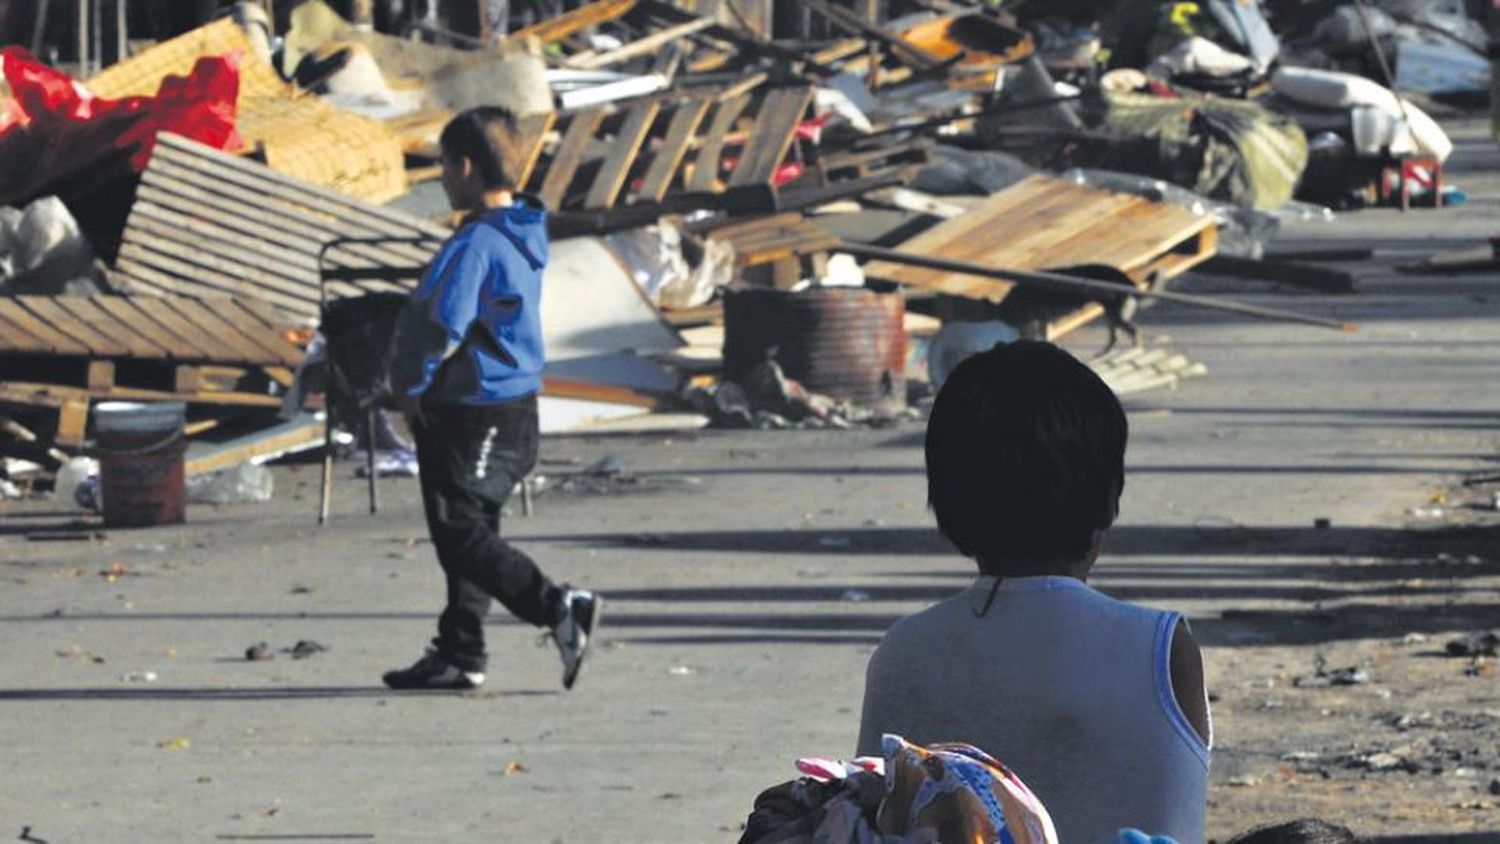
[2,0,1412,513]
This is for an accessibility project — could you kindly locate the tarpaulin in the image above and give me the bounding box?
[0,47,241,206]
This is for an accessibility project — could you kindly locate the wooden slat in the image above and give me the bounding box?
[53,297,169,359]
[584,102,662,210]
[182,298,302,365]
[99,296,219,360]
[635,98,712,202]
[507,0,637,44]
[0,380,283,409]
[17,297,132,357]
[566,17,715,69]
[539,109,607,211]
[0,299,93,356]
[688,94,751,192]
[91,295,206,359]
[155,134,448,239]
[728,87,813,189]
[234,298,302,333]
[0,302,60,353]
[162,298,295,366]
[146,159,432,269]
[513,112,557,188]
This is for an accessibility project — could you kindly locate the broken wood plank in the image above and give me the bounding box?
[0,299,91,356]
[566,17,715,69]
[687,94,751,192]
[539,109,607,211]
[584,102,662,210]
[635,98,713,202]
[727,87,813,189]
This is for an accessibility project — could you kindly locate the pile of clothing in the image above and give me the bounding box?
[739,734,1058,844]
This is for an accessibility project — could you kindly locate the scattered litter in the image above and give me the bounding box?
[820,536,853,549]
[668,665,695,676]
[502,761,528,776]
[56,644,105,664]
[1296,656,1370,687]
[121,671,158,683]
[244,643,272,662]
[285,640,329,660]
[1446,632,1500,658]
[158,736,192,751]
[840,589,872,602]
[1349,751,1412,772]
[187,464,275,506]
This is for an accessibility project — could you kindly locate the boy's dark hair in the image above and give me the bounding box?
[439,106,527,191]
[1228,819,1358,844]
[925,340,1126,570]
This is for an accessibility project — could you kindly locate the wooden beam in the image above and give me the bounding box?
[565,17,716,69]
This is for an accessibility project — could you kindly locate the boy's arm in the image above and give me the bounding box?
[389,237,486,400]
[1170,619,1212,747]
[855,646,890,757]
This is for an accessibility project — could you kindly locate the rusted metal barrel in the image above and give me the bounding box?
[722,287,906,408]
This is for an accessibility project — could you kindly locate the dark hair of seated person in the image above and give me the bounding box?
[925,340,1127,577]
[1228,819,1358,844]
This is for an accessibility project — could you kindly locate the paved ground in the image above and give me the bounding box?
[2,121,1499,843]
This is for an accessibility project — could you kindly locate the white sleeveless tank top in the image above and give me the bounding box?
[856,576,1211,844]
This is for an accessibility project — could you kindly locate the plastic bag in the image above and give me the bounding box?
[0,47,241,206]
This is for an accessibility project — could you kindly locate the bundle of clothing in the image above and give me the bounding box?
[740,734,1058,844]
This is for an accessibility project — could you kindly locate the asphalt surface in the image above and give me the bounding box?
[1,120,1498,843]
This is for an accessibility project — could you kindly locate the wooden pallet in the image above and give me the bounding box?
[0,293,304,447]
[112,133,449,322]
[862,174,1219,302]
[534,85,817,232]
[0,295,303,367]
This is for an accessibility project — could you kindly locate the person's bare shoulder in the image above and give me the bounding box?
[1169,619,1211,745]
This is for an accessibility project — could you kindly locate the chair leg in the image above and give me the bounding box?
[319,410,334,525]
[365,406,379,515]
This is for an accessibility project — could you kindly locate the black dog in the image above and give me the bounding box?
[993,263,1147,358]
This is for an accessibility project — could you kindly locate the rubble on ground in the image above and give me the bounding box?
[0,0,1460,507]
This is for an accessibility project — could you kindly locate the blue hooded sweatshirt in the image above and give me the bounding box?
[390,197,548,405]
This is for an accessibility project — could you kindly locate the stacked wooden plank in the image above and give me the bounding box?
[0,294,305,447]
[112,133,447,323]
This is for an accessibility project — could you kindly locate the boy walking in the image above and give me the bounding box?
[384,106,598,691]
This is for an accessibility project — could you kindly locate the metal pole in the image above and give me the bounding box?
[91,0,102,73]
[838,243,1358,332]
[114,0,126,65]
[76,0,89,77]
[32,0,52,57]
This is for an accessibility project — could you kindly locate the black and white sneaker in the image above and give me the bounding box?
[552,589,600,690]
[382,649,484,690]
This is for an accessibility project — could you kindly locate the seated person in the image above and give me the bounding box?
[856,340,1212,844]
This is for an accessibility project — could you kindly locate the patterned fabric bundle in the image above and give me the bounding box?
[740,734,1058,844]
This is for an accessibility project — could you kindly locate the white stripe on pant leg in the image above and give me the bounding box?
[474,426,498,480]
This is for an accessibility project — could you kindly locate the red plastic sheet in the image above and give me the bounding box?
[0,47,242,205]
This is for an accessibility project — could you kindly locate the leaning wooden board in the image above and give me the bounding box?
[861,174,1218,303]
[112,133,448,323]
